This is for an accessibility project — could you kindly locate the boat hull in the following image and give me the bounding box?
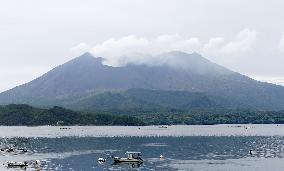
[113,158,143,163]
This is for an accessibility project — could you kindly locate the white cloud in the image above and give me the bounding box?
[278,35,284,52]
[220,29,257,54]
[153,35,201,54]
[91,35,150,66]
[89,29,257,67]
[203,37,225,54]
[203,29,257,56]
[69,43,91,57]
[90,34,202,66]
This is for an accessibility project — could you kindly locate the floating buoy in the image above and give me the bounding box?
[35,160,41,165]
[245,126,251,129]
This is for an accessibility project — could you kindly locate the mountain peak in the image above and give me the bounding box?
[68,52,104,66]
[73,52,95,61]
[78,52,94,58]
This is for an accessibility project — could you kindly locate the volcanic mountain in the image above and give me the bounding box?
[1,51,284,111]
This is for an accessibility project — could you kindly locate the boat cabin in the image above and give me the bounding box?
[126,152,142,159]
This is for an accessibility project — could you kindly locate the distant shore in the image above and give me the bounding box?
[0,124,283,138]
[1,104,284,126]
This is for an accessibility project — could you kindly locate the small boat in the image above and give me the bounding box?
[17,148,28,153]
[98,158,106,163]
[6,148,14,152]
[7,161,28,167]
[60,127,71,130]
[158,125,168,128]
[1,147,28,154]
[113,152,143,164]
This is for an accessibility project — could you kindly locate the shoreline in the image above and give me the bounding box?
[0,124,284,138]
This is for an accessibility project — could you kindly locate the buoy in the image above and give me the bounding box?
[35,160,41,165]
[249,149,254,155]
[245,126,251,129]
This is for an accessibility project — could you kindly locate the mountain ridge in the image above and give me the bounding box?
[1,51,284,110]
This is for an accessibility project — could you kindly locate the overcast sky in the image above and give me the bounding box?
[1,0,284,92]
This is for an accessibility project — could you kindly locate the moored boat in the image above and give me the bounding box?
[113,152,143,164]
[7,161,28,167]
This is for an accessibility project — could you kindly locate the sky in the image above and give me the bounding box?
[1,0,284,92]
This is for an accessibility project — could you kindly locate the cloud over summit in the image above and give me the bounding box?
[85,29,257,67]
[89,34,201,66]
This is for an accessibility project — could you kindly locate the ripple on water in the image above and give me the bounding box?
[0,128,284,170]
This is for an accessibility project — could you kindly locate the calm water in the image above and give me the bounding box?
[0,125,284,170]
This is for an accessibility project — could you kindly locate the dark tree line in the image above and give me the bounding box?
[1,104,284,126]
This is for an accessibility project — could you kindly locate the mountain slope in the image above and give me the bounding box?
[65,89,221,111]
[0,51,284,110]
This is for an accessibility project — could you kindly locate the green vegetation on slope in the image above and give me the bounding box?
[67,89,221,112]
[0,104,145,126]
[1,104,284,126]
[132,109,284,125]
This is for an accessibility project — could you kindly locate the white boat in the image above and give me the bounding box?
[7,161,28,167]
[113,152,143,163]
[158,125,168,128]
[98,157,106,163]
